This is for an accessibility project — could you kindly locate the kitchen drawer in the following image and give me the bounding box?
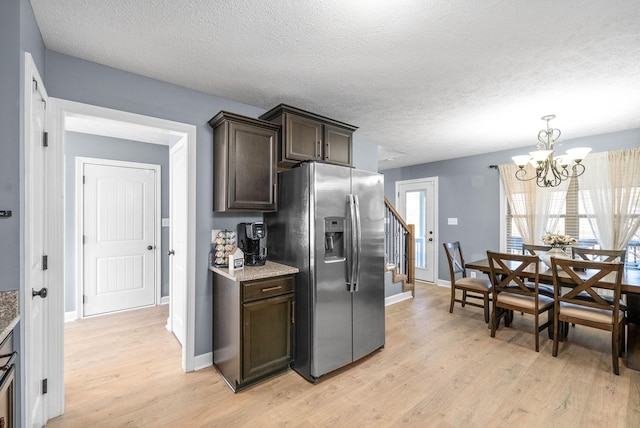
[243,276,294,302]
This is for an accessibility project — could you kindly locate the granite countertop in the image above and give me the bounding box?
[0,291,19,343]
[210,261,299,282]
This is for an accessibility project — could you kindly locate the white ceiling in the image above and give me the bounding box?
[30,0,640,169]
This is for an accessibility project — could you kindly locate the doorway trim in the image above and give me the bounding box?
[75,157,162,318]
[395,176,439,283]
[46,98,197,417]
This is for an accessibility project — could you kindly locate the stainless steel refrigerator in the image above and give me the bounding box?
[265,161,385,382]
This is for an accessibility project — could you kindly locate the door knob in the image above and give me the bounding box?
[32,287,48,299]
[168,250,175,256]
[147,245,154,250]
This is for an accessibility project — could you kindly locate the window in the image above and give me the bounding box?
[505,176,640,269]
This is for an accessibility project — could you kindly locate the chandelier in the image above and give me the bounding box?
[512,114,591,187]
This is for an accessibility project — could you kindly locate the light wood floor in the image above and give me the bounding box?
[46,282,640,427]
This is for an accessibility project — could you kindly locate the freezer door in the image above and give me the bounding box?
[351,169,385,361]
[310,162,354,378]
[264,166,313,378]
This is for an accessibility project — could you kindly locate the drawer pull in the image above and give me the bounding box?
[261,286,282,293]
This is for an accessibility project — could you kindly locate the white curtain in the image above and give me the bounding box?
[578,147,640,250]
[499,163,569,245]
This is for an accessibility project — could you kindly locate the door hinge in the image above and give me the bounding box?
[83,235,86,244]
[83,295,87,304]
[42,255,48,270]
[83,175,86,184]
[42,131,49,147]
[42,378,48,394]
[32,78,38,92]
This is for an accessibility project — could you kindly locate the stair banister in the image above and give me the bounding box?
[384,197,415,296]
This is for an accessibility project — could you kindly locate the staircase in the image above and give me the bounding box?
[384,197,415,304]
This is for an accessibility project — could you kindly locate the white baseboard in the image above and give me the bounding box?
[436,279,451,288]
[160,296,170,305]
[194,352,213,371]
[64,311,77,322]
[385,291,413,306]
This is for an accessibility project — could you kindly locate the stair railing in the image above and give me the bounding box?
[384,197,415,293]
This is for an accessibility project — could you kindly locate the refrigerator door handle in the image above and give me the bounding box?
[353,194,362,291]
[347,194,358,292]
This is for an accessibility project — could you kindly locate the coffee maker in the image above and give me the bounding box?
[237,222,267,266]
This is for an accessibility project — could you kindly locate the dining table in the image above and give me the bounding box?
[465,257,640,371]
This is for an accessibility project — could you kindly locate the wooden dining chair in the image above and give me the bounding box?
[571,247,627,309]
[486,251,554,352]
[522,243,552,256]
[521,244,554,297]
[443,242,492,323]
[550,257,625,375]
[572,247,626,263]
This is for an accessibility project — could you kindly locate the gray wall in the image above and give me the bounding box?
[0,0,45,291]
[45,50,379,356]
[381,128,640,284]
[0,0,21,291]
[64,132,171,312]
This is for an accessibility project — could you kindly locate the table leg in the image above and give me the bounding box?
[626,294,640,370]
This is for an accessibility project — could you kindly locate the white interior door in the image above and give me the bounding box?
[169,140,187,345]
[397,178,437,282]
[82,160,158,316]
[25,56,48,428]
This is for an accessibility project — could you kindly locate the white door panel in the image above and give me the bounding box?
[83,163,157,316]
[26,60,48,427]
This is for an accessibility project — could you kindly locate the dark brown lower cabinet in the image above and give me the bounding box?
[0,332,15,428]
[213,274,294,391]
[243,293,293,382]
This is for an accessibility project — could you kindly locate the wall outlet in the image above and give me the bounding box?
[470,271,477,278]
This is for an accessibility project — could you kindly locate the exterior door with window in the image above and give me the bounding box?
[397,178,437,282]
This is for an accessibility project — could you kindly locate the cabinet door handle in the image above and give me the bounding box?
[291,301,295,324]
[316,141,322,158]
[261,285,282,293]
[325,141,330,160]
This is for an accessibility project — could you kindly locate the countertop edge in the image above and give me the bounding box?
[0,290,20,343]
[0,316,19,344]
[210,261,299,282]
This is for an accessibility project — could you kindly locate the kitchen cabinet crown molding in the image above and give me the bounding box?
[259,104,358,132]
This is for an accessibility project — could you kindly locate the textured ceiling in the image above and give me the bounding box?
[30,0,640,169]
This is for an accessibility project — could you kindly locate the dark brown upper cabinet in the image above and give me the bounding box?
[209,111,280,212]
[259,104,357,168]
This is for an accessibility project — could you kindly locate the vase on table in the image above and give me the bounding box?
[543,247,570,269]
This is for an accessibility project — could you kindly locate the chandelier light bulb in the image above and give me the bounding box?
[566,147,592,163]
[512,155,532,168]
